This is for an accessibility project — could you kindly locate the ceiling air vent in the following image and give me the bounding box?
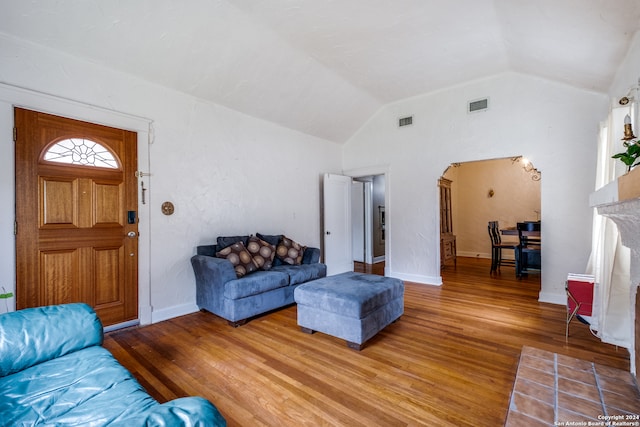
[468,98,489,114]
[398,116,413,127]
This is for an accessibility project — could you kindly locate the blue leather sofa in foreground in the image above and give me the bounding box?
[0,303,226,426]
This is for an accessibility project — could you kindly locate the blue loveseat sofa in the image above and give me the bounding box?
[191,234,327,326]
[0,303,225,426]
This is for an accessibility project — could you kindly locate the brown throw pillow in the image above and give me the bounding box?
[276,236,306,265]
[216,241,258,278]
[246,236,276,270]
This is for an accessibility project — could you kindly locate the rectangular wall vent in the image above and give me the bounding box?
[398,116,413,127]
[468,98,489,113]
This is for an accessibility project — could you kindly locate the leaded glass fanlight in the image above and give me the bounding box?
[43,138,119,169]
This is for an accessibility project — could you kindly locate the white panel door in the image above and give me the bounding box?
[323,173,353,275]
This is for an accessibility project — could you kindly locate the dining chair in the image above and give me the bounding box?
[516,222,541,277]
[487,221,518,274]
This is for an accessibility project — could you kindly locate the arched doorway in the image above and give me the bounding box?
[440,156,541,277]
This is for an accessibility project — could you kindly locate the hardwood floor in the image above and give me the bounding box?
[103,257,629,426]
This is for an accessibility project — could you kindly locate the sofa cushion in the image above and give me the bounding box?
[216,241,258,278]
[246,236,276,270]
[256,233,282,247]
[302,247,321,264]
[276,236,306,265]
[217,235,250,250]
[271,263,327,286]
[0,346,157,425]
[224,271,289,300]
[196,244,218,257]
[0,303,103,377]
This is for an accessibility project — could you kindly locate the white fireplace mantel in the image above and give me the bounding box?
[590,174,640,376]
[596,198,640,286]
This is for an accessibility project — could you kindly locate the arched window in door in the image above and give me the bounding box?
[43,138,119,169]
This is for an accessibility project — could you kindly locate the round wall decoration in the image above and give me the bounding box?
[161,201,175,215]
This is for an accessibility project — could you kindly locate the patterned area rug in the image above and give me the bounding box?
[505,346,640,426]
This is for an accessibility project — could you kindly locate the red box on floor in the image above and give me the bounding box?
[567,274,594,316]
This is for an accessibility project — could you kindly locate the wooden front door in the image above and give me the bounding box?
[15,108,138,327]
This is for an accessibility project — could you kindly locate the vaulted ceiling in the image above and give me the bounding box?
[2,0,640,142]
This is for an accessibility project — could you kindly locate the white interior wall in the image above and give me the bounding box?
[0,101,14,314]
[343,72,608,304]
[0,34,342,320]
[609,32,640,112]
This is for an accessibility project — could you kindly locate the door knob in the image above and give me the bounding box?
[127,231,137,238]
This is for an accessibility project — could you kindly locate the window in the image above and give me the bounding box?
[43,138,118,169]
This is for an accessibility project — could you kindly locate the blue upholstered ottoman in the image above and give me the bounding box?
[294,272,404,350]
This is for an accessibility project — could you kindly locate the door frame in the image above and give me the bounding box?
[0,83,152,325]
[343,165,390,276]
[351,181,365,263]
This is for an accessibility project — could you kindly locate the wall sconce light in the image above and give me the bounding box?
[622,114,637,141]
[513,156,541,181]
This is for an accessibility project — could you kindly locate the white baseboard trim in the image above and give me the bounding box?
[138,304,153,326]
[538,291,565,306]
[104,319,139,333]
[151,302,200,324]
[389,271,442,286]
[457,251,517,261]
[457,251,492,259]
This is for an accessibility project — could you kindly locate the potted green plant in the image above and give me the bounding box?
[612,140,640,172]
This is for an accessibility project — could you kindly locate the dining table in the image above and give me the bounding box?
[500,227,518,236]
[500,223,541,237]
[500,222,541,276]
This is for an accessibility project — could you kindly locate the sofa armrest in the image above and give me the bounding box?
[116,397,226,427]
[0,303,103,377]
[302,247,321,264]
[191,255,237,290]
